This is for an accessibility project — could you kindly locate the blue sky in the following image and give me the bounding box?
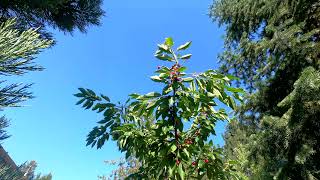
[3,0,226,179]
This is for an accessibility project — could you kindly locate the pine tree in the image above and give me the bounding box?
[0,19,52,180]
[0,0,104,39]
[210,0,320,179]
[0,19,52,109]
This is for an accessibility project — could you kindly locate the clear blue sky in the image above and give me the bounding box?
[3,1,226,179]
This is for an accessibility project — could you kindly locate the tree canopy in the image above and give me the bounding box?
[210,0,320,179]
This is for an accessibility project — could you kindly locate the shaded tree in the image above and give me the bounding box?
[0,0,104,40]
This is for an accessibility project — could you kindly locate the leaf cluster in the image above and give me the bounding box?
[75,38,244,179]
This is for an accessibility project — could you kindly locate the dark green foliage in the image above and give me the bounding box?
[210,0,320,179]
[76,38,243,179]
[0,0,104,39]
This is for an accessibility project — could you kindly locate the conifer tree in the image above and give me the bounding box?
[210,0,320,179]
[0,19,53,180]
[0,0,104,39]
[0,19,52,109]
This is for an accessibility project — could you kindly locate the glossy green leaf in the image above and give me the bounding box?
[177,41,192,51]
[180,54,192,60]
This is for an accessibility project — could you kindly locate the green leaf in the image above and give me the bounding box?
[225,86,244,93]
[180,54,192,60]
[227,96,236,109]
[157,44,170,53]
[207,92,216,98]
[92,103,107,112]
[103,108,114,117]
[211,88,222,98]
[178,163,185,180]
[233,93,244,102]
[145,92,161,98]
[74,93,84,97]
[155,53,173,61]
[97,117,112,124]
[156,66,170,73]
[159,73,168,78]
[105,103,115,107]
[101,95,110,102]
[190,81,196,91]
[85,100,93,109]
[76,98,85,105]
[228,160,238,165]
[183,148,190,158]
[165,37,174,47]
[97,138,105,149]
[105,120,114,128]
[146,101,156,109]
[182,77,193,82]
[177,66,187,72]
[163,85,173,95]
[168,165,176,177]
[177,41,192,51]
[151,76,163,82]
[129,93,140,98]
[170,144,177,153]
[79,88,86,94]
[87,89,96,96]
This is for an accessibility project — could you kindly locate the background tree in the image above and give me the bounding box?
[0,0,104,40]
[75,38,243,179]
[98,158,141,180]
[0,116,21,180]
[210,0,320,179]
[19,161,52,180]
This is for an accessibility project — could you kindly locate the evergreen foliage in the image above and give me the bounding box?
[0,19,52,109]
[210,0,320,179]
[76,38,243,179]
[0,0,104,39]
[0,19,52,180]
